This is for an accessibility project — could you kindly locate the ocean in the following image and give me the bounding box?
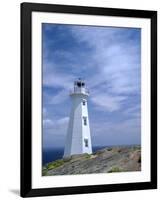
[42,146,106,165]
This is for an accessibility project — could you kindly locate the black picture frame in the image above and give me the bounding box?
[21,2,157,197]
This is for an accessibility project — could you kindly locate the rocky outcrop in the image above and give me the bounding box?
[42,146,141,176]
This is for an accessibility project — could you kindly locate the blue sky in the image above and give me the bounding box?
[42,23,141,149]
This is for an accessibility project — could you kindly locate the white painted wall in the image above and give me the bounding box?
[0,0,160,200]
[64,90,92,157]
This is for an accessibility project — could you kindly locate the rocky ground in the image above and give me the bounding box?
[42,145,141,176]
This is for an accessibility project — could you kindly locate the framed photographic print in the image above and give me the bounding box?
[21,2,157,197]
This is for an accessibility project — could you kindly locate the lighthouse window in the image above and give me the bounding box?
[82,100,86,106]
[84,139,88,147]
[83,117,87,125]
[77,82,81,87]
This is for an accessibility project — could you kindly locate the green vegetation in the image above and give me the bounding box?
[84,153,91,159]
[42,159,66,175]
[42,170,48,176]
[108,166,123,173]
[46,159,65,170]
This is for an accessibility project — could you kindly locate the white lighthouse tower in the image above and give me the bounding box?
[63,79,92,157]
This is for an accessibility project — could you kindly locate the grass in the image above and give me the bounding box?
[46,159,65,170]
[84,153,91,159]
[108,166,123,173]
[42,170,48,176]
[42,156,75,176]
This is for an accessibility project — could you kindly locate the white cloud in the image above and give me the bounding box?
[43,119,53,127]
[50,90,68,105]
[123,104,141,118]
[43,63,74,89]
[91,93,126,112]
[91,117,141,146]
[43,117,69,134]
